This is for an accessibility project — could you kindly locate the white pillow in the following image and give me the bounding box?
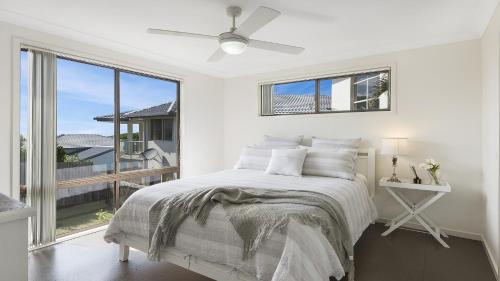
[311,137,361,149]
[262,135,303,148]
[234,146,271,170]
[265,148,308,177]
[302,148,358,180]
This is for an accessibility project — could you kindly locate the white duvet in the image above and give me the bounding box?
[105,169,377,280]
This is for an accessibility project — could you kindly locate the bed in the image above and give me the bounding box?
[104,148,377,281]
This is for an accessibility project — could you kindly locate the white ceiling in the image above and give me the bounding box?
[0,0,498,78]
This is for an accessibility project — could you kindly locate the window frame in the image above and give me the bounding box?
[17,48,181,209]
[259,68,391,116]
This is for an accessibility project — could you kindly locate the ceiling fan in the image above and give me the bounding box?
[147,6,305,62]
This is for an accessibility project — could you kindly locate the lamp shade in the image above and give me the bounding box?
[381,138,408,156]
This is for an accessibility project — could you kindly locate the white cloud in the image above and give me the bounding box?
[56,59,177,111]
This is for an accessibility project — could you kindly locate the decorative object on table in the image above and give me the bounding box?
[419,158,441,185]
[378,177,451,248]
[381,137,408,182]
[409,164,422,184]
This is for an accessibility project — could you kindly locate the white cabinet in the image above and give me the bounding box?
[0,194,35,281]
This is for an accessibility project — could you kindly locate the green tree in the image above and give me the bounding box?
[368,74,389,109]
[20,135,27,162]
[56,146,81,163]
[120,132,140,141]
[56,145,67,163]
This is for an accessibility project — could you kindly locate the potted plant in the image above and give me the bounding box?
[419,159,441,185]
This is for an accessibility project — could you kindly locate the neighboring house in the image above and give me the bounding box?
[56,134,114,203]
[57,134,114,174]
[273,92,388,114]
[273,95,331,114]
[94,101,178,170]
[54,101,178,205]
[273,73,389,114]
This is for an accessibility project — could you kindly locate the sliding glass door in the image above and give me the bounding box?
[19,49,180,239]
[55,58,116,236]
[117,71,179,204]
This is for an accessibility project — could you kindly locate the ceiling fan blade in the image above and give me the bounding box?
[235,6,281,37]
[207,48,226,62]
[248,39,304,54]
[147,28,218,40]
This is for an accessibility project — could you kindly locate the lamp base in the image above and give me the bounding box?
[388,156,401,182]
[388,174,401,182]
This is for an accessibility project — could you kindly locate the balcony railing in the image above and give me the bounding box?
[120,140,144,156]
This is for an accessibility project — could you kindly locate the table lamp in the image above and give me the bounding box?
[381,138,408,182]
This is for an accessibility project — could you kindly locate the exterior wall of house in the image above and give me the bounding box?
[147,140,177,168]
[89,152,114,173]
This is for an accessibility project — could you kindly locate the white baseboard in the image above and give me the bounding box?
[481,234,499,280]
[376,217,482,240]
[377,217,498,279]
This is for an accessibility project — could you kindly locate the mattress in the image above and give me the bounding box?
[104,169,377,280]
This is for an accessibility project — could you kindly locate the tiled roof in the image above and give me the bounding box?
[57,134,113,148]
[76,147,113,160]
[273,94,331,114]
[94,101,176,122]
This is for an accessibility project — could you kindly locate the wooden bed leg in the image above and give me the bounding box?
[119,242,129,262]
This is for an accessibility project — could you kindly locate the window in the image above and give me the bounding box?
[119,71,178,175]
[149,119,173,141]
[57,57,115,180]
[20,49,180,239]
[19,51,28,203]
[260,69,390,116]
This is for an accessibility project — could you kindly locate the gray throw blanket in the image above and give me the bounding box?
[148,186,354,278]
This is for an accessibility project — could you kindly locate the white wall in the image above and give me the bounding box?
[0,21,225,198]
[481,2,500,274]
[223,40,484,236]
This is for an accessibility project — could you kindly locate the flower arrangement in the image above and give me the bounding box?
[419,158,441,185]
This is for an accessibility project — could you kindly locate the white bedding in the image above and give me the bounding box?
[105,169,377,280]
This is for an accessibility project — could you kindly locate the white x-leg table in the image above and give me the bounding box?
[379,177,451,248]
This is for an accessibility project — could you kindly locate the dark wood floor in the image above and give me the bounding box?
[28,223,496,281]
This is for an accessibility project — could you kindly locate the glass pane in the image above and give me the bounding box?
[272,80,316,114]
[262,70,390,115]
[56,183,115,237]
[117,72,178,172]
[353,71,389,111]
[20,50,28,203]
[56,58,115,180]
[319,77,352,112]
[119,172,178,204]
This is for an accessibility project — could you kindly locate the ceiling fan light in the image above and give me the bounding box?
[220,38,248,55]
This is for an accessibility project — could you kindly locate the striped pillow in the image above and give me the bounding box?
[302,148,358,180]
[234,146,272,170]
[262,135,303,148]
[311,137,361,149]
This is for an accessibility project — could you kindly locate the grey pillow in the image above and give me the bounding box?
[262,135,303,148]
[302,148,358,180]
[311,137,361,149]
[234,146,272,170]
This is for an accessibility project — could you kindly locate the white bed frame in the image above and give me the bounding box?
[118,148,376,281]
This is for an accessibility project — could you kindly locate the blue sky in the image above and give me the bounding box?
[273,79,332,96]
[20,52,177,137]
